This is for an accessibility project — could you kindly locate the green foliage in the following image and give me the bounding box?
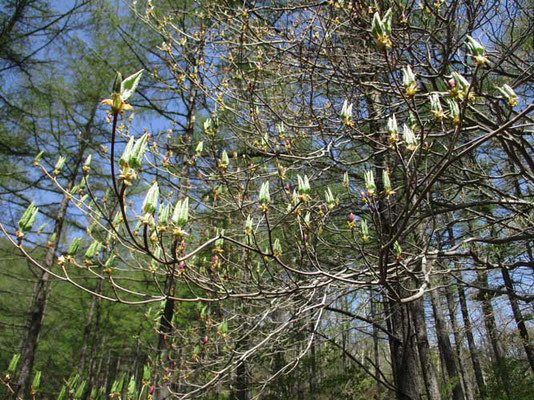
[1,1,533,399]
[485,358,534,400]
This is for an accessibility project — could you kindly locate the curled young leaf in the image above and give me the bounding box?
[120,69,144,101]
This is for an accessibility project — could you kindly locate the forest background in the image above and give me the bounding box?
[0,1,533,400]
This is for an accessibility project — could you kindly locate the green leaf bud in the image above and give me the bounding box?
[142,182,159,215]
[120,70,144,101]
[67,237,82,256]
[84,240,102,260]
[120,136,135,167]
[129,133,148,169]
[18,202,39,234]
[57,385,66,400]
[259,181,270,205]
[33,150,44,166]
[7,353,20,374]
[112,71,123,93]
[31,370,41,391]
[74,381,86,399]
[172,197,189,227]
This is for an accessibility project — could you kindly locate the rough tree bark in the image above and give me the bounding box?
[387,299,421,400]
[366,87,423,400]
[444,279,474,400]
[500,266,534,373]
[429,285,464,400]
[476,269,510,399]
[457,282,486,399]
[370,291,381,397]
[411,296,442,400]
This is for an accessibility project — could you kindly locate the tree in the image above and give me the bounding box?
[1,1,533,399]
[0,1,156,396]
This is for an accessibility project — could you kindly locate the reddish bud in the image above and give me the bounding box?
[303,233,308,242]
[449,78,455,88]
[203,336,208,344]
[348,213,355,223]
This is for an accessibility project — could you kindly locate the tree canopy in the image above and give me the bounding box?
[1,1,533,400]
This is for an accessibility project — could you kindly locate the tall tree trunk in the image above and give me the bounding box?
[366,88,422,400]
[90,333,106,395]
[501,266,534,373]
[309,336,317,399]
[387,299,421,400]
[154,81,197,400]
[502,162,534,373]
[234,359,250,400]
[457,283,486,399]
[86,288,104,398]
[476,270,510,399]
[14,168,80,398]
[78,277,102,376]
[103,348,112,395]
[14,104,95,398]
[444,279,474,400]
[411,296,442,400]
[155,272,177,400]
[371,291,381,397]
[430,285,464,400]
